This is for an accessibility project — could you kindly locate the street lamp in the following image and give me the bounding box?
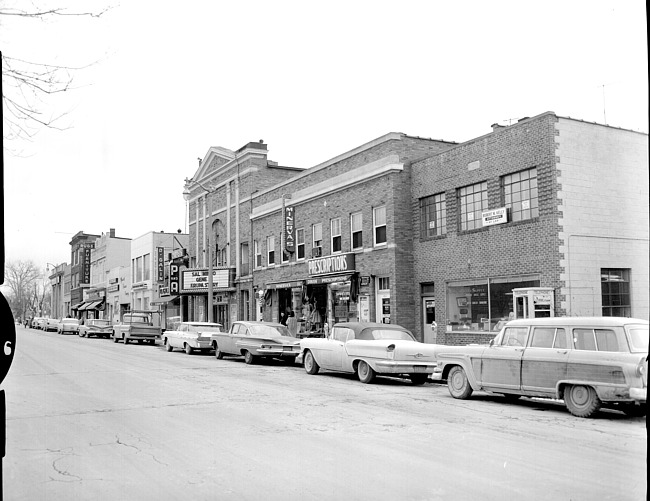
[183,179,216,323]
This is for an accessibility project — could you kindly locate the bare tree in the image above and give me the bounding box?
[1,3,111,141]
[3,259,42,320]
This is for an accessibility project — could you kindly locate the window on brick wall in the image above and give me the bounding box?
[331,217,342,253]
[601,268,631,317]
[241,243,249,276]
[254,240,262,268]
[143,253,151,281]
[312,223,322,257]
[503,167,538,222]
[296,228,305,260]
[351,212,363,250]
[267,235,275,266]
[420,193,446,238]
[373,206,387,246]
[458,182,488,231]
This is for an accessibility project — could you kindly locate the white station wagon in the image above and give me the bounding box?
[433,317,648,417]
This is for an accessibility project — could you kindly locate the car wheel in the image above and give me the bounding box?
[124,336,129,345]
[185,344,193,355]
[409,374,428,385]
[214,343,224,360]
[304,351,320,375]
[564,385,601,418]
[113,333,118,343]
[165,340,173,352]
[243,351,255,365]
[357,360,375,384]
[447,366,473,399]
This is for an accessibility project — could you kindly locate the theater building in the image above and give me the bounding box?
[411,112,649,344]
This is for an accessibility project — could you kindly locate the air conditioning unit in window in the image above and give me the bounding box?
[312,247,322,258]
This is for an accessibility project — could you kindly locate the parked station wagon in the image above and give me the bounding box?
[433,317,648,417]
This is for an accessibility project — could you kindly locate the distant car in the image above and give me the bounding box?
[432,317,648,418]
[57,318,80,335]
[43,318,59,332]
[35,318,47,330]
[163,322,223,354]
[29,317,41,329]
[299,322,437,385]
[211,321,301,364]
[78,319,112,338]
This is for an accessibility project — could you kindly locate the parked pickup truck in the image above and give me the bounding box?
[111,311,162,345]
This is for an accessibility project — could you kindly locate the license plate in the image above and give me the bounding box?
[413,366,426,372]
[283,346,292,352]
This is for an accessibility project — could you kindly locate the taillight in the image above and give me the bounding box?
[386,344,395,360]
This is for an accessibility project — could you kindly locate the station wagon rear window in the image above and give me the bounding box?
[627,325,649,353]
[573,328,628,352]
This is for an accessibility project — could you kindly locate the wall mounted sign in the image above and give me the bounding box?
[307,252,355,277]
[181,268,230,293]
[481,207,507,226]
[157,247,165,283]
[285,206,295,253]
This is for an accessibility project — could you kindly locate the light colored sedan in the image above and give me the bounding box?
[78,319,112,338]
[57,318,80,335]
[211,321,301,364]
[300,322,437,384]
[163,322,223,354]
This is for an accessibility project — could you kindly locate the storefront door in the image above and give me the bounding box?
[376,277,391,324]
[422,297,436,343]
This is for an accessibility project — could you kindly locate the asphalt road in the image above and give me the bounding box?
[2,326,646,501]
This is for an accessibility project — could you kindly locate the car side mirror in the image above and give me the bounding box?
[489,339,495,347]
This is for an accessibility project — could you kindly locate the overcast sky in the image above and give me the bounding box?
[2,0,648,273]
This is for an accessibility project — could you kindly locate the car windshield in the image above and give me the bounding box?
[188,324,222,333]
[248,324,292,338]
[91,320,109,326]
[360,328,415,341]
[626,325,649,353]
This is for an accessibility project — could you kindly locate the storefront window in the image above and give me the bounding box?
[446,275,540,331]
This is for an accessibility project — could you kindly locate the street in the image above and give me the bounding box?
[2,326,646,501]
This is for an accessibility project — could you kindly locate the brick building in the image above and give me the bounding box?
[182,112,648,343]
[184,134,456,333]
[411,112,649,344]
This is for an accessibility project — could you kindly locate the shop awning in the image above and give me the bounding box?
[72,302,85,310]
[306,273,355,285]
[265,280,304,290]
[150,296,179,305]
[85,300,104,310]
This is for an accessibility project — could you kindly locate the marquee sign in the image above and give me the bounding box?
[181,268,230,293]
[308,252,355,277]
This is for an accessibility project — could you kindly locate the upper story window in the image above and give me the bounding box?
[143,253,151,281]
[313,223,323,257]
[503,167,538,222]
[267,236,275,266]
[351,212,363,250]
[135,256,143,282]
[420,193,446,238]
[240,243,249,276]
[458,182,488,231]
[373,206,387,246]
[296,228,305,260]
[254,240,262,268]
[331,217,342,253]
[601,268,631,317]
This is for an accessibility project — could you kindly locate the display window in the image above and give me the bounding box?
[446,275,540,331]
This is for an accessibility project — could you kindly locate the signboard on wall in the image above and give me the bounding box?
[80,242,94,284]
[481,207,507,226]
[157,247,165,283]
[307,252,355,277]
[181,268,230,293]
[285,206,295,253]
[170,264,180,294]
